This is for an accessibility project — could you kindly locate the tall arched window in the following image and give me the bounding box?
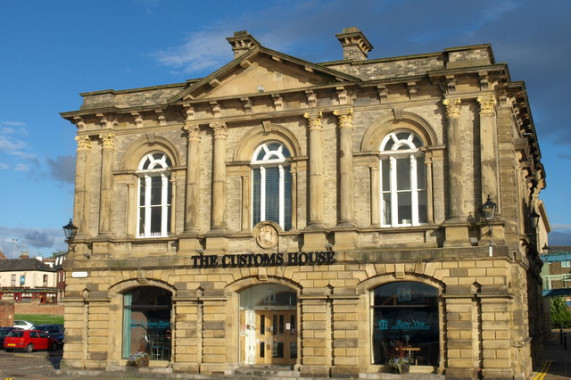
[137,152,172,238]
[380,131,427,227]
[252,142,292,231]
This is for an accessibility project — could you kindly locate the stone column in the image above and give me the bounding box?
[334,109,355,226]
[304,112,324,228]
[443,98,464,221]
[477,96,499,204]
[199,296,228,374]
[98,132,115,237]
[172,291,201,373]
[330,295,359,377]
[480,297,514,379]
[183,123,201,233]
[210,122,227,231]
[299,295,331,377]
[85,293,110,369]
[74,135,91,239]
[444,297,475,379]
[60,297,88,369]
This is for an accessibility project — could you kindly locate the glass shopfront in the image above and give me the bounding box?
[371,281,439,366]
[122,286,172,361]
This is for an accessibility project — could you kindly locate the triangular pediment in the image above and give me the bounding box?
[169,47,360,103]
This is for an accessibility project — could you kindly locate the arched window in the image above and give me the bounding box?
[252,142,292,231]
[137,152,172,238]
[122,286,172,361]
[380,131,427,227]
[371,281,439,367]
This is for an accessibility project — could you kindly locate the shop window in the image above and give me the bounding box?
[122,286,172,361]
[137,153,172,238]
[380,131,427,227]
[371,281,439,367]
[252,142,292,231]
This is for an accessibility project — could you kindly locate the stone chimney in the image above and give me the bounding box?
[226,31,262,59]
[335,27,373,61]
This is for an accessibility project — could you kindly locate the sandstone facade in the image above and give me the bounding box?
[60,28,547,379]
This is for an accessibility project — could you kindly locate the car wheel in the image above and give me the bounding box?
[5,349,12,352]
[25,344,33,353]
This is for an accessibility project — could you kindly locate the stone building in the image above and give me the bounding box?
[60,28,547,379]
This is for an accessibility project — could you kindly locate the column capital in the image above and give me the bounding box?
[209,121,227,139]
[477,96,497,116]
[304,111,323,130]
[98,132,115,149]
[183,123,201,141]
[333,108,354,128]
[443,98,462,118]
[75,135,92,151]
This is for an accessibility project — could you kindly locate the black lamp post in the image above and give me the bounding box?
[530,209,540,229]
[482,195,496,236]
[63,219,78,242]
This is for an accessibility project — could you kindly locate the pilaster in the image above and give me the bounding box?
[98,132,115,238]
[74,134,92,240]
[443,98,469,246]
[299,293,331,377]
[478,96,499,204]
[304,112,324,229]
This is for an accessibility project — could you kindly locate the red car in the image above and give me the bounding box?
[3,329,59,352]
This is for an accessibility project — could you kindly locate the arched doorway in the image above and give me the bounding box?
[122,286,172,361]
[371,281,439,367]
[239,284,297,366]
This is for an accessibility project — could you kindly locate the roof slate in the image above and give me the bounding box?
[0,258,56,272]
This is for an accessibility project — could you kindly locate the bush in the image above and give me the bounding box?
[550,297,571,328]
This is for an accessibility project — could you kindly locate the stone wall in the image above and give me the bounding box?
[14,301,64,316]
[0,301,15,326]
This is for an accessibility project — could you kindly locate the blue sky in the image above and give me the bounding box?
[1,0,571,258]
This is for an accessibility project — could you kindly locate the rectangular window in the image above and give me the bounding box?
[283,169,292,230]
[20,275,25,285]
[265,167,280,224]
[562,261,570,268]
[253,169,261,225]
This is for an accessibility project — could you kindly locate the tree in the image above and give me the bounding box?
[550,296,571,328]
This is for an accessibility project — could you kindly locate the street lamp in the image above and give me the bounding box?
[530,208,540,229]
[482,195,496,236]
[62,219,78,242]
[11,238,18,259]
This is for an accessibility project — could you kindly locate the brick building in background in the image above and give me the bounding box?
[60,28,547,379]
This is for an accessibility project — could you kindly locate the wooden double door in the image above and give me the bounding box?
[241,309,297,365]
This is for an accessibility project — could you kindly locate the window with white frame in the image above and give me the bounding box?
[252,142,292,231]
[380,130,427,227]
[562,261,570,268]
[137,152,172,238]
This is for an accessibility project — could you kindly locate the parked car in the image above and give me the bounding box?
[3,329,59,352]
[13,320,35,330]
[35,324,64,346]
[0,327,17,348]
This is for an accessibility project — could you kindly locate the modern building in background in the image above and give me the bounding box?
[541,246,571,305]
[60,28,547,379]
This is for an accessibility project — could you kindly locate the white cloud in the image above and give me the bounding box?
[152,30,232,75]
[0,163,8,170]
[14,163,29,172]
